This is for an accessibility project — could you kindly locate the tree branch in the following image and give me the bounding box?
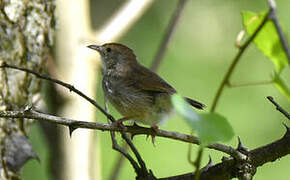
[0,61,151,177]
[1,62,288,179]
[267,96,290,120]
[104,96,142,176]
[160,126,290,180]
[0,61,246,175]
[0,62,114,122]
[0,109,245,160]
[110,132,141,175]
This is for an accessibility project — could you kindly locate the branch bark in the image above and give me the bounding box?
[160,127,290,180]
[0,109,244,160]
[267,96,290,120]
[0,109,289,180]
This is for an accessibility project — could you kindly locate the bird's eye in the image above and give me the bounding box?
[106,47,111,53]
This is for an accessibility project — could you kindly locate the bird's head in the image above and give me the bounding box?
[87,43,137,71]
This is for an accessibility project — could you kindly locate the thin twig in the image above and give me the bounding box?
[150,0,188,72]
[267,96,290,120]
[104,96,141,175]
[110,133,140,175]
[109,143,128,180]
[0,109,246,160]
[0,62,114,122]
[227,80,273,88]
[120,133,148,176]
[267,0,290,64]
[105,98,148,176]
[210,10,270,112]
[194,147,204,180]
[106,98,130,180]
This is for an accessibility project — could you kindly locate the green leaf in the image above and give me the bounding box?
[273,73,290,101]
[197,113,234,145]
[242,11,288,73]
[171,94,234,145]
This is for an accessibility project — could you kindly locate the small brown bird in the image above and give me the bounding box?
[88,43,204,131]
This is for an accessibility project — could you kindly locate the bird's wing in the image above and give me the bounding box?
[131,64,176,94]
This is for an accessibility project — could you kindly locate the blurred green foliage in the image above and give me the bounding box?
[273,73,290,100]
[23,0,290,180]
[172,94,234,145]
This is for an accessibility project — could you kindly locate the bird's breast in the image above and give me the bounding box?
[102,75,124,97]
[102,75,151,111]
[102,74,174,126]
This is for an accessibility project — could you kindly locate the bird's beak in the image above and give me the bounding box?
[87,45,101,52]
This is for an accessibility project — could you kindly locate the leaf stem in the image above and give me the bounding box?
[210,11,270,112]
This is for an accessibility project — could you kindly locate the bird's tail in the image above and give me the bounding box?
[184,97,205,110]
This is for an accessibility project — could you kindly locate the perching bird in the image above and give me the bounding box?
[88,43,204,132]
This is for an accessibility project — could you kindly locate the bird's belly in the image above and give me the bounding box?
[104,86,174,126]
[106,89,150,118]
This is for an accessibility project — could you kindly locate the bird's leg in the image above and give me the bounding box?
[112,117,131,131]
[146,125,159,146]
[151,125,159,133]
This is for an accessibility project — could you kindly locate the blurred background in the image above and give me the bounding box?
[22,0,289,179]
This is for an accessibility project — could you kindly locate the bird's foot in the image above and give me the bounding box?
[112,117,128,132]
[151,125,159,133]
[146,125,159,146]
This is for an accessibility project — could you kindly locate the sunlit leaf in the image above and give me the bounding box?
[171,94,234,145]
[242,11,288,73]
[273,73,290,101]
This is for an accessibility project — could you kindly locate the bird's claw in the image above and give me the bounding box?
[112,119,127,132]
[146,125,159,146]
